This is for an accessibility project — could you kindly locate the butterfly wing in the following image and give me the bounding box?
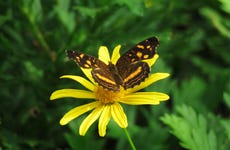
[92,67,120,91]
[116,37,159,89]
[121,61,150,89]
[66,50,119,91]
[66,50,107,69]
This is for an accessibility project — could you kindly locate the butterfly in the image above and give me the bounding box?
[66,37,159,92]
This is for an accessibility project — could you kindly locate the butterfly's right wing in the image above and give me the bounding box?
[115,37,159,89]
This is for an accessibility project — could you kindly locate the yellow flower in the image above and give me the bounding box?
[50,45,170,137]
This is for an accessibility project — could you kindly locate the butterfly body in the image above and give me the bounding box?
[67,37,159,91]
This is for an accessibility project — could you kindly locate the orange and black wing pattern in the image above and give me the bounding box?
[66,50,119,91]
[116,37,159,89]
[66,37,159,91]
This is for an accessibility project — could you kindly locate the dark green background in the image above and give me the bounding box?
[1,0,230,149]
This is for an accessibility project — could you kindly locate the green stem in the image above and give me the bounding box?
[123,128,137,150]
[22,7,54,60]
[31,21,51,53]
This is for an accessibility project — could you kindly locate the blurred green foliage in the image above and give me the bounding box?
[1,0,230,149]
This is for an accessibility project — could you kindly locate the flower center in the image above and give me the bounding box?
[95,86,124,104]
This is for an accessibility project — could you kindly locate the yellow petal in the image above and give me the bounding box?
[81,68,96,84]
[143,54,159,67]
[126,73,170,93]
[60,101,100,125]
[98,46,110,65]
[120,92,170,105]
[98,105,111,137]
[60,75,95,91]
[111,103,128,128]
[79,104,104,136]
[111,45,121,64]
[50,89,95,100]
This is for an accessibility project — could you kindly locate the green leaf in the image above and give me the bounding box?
[200,7,230,38]
[55,0,76,33]
[64,132,104,150]
[0,9,12,26]
[75,6,108,18]
[161,105,217,150]
[220,120,230,141]
[219,0,230,14]
[172,77,206,112]
[223,92,230,108]
[114,0,145,16]
[22,0,43,23]
[24,61,43,81]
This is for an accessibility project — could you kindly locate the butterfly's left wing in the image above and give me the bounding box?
[66,50,106,69]
[66,50,120,91]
